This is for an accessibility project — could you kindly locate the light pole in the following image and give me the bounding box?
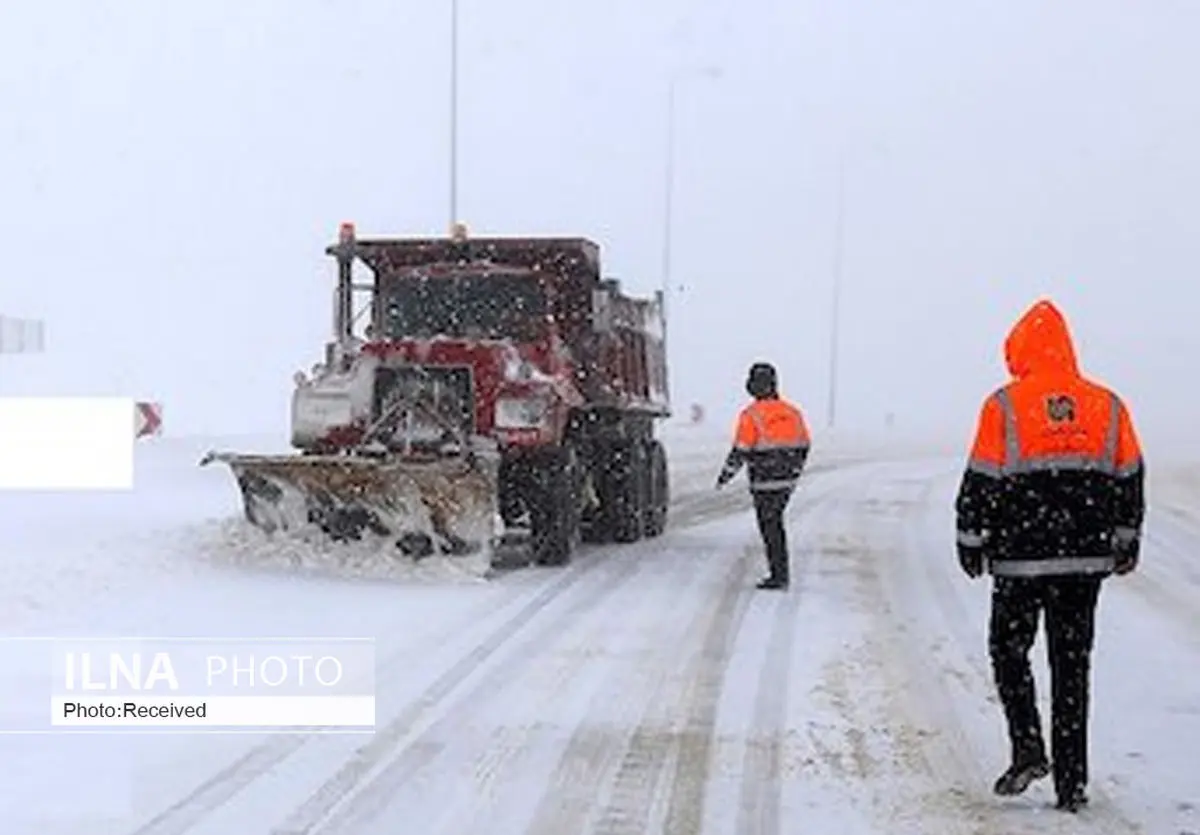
[660,65,721,335]
[826,155,846,430]
[448,0,460,229]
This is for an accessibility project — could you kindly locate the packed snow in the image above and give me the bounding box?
[0,426,1196,833]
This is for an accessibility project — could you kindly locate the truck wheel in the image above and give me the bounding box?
[497,457,525,529]
[533,446,582,565]
[610,439,648,543]
[643,440,668,538]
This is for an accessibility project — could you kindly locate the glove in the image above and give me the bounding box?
[715,464,736,490]
[957,543,984,579]
[1113,537,1140,575]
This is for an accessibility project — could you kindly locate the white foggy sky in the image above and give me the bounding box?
[2,1,1199,454]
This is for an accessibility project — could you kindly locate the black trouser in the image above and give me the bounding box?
[989,575,1103,798]
[752,488,794,583]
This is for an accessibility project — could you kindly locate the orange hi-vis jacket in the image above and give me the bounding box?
[717,397,811,492]
[955,300,1145,577]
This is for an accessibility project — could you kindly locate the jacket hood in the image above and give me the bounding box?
[1003,299,1080,378]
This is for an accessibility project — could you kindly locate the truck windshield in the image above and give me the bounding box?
[380,272,546,342]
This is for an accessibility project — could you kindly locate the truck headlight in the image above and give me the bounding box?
[291,388,355,447]
[503,356,536,382]
[495,396,550,429]
[294,390,353,428]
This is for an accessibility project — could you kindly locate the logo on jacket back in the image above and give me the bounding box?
[1045,394,1076,423]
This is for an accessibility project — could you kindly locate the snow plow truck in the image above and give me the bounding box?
[202,223,671,568]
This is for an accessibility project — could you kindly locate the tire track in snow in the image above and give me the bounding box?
[733,591,798,835]
[755,479,966,833]
[128,553,606,835]
[126,583,538,835]
[590,553,754,835]
[1129,522,1200,652]
[894,474,1038,829]
[365,550,707,835]
[732,482,847,835]
[276,547,658,834]
[534,477,848,835]
[658,476,856,835]
[893,468,1142,834]
[830,468,1025,835]
[516,546,745,835]
[127,455,756,835]
[1149,508,1200,585]
[781,467,1011,833]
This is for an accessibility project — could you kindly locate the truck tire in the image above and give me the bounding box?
[609,439,648,543]
[643,440,668,537]
[533,446,582,565]
[497,457,525,529]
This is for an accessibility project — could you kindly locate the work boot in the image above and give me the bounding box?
[992,753,1050,796]
[1055,787,1088,813]
[756,577,787,590]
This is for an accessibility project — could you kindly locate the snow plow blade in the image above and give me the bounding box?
[199,449,501,561]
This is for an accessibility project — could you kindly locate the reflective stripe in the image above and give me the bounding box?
[1004,455,1118,474]
[738,440,809,452]
[750,440,811,451]
[1104,393,1120,466]
[1116,457,1143,478]
[750,478,797,491]
[994,388,1020,467]
[957,530,986,547]
[966,458,1003,478]
[990,556,1116,577]
[988,388,1122,476]
[1113,526,1138,545]
[747,406,766,439]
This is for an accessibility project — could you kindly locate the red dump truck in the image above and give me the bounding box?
[203,223,671,568]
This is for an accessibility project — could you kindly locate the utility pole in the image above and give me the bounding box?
[448,0,460,229]
[660,77,677,320]
[826,157,846,430]
[659,66,720,368]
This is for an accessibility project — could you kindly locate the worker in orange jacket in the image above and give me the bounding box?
[716,362,812,589]
[955,299,1145,813]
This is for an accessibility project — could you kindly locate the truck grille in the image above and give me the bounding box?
[372,365,475,442]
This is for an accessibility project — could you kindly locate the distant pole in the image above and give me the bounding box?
[827,157,846,430]
[448,0,459,228]
[659,66,720,351]
[660,78,678,332]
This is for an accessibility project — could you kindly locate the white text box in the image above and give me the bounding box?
[50,696,375,727]
[0,397,134,489]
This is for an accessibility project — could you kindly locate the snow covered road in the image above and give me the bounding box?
[2,436,1197,833]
